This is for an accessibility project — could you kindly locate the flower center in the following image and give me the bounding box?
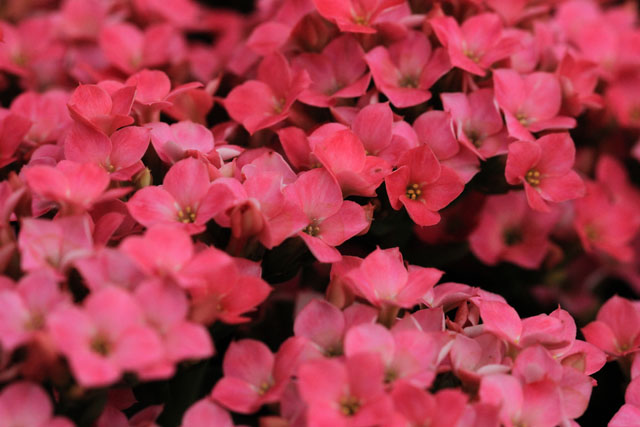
[525,169,541,186]
[516,111,529,126]
[90,333,112,356]
[339,395,361,416]
[405,183,422,200]
[503,227,523,246]
[463,49,481,63]
[302,222,321,236]
[177,206,197,223]
[399,75,419,89]
[257,380,272,396]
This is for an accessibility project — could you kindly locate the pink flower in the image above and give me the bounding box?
[476,298,571,349]
[148,121,215,165]
[298,353,393,426]
[493,69,576,141]
[293,35,370,107]
[391,382,468,427]
[346,247,442,309]
[468,192,559,269]
[344,323,441,387]
[286,168,370,262]
[120,225,194,280]
[211,339,285,414]
[385,145,464,226]
[18,216,93,278]
[134,280,214,379]
[181,398,234,427]
[431,13,520,76]
[24,160,123,215]
[65,123,150,181]
[365,31,451,108]
[47,286,164,387]
[294,299,377,357]
[479,373,563,427]
[0,272,68,352]
[582,295,640,359]
[67,83,135,136]
[99,22,184,74]
[505,133,585,212]
[312,0,404,33]
[10,89,70,146]
[225,53,310,134]
[441,89,509,159]
[124,69,203,124]
[128,158,221,234]
[0,110,31,168]
[0,381,73,427]
[313,129,391,197]
[179,247,271,325]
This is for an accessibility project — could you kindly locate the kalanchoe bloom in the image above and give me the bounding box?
[449,333,509,385]
[120,225,194,281]
[99,22,184,74]
[134,280,214,379]
[493,69,576,141]
[211,340,285,414]
[298,353,394,426]
[67,83,135,136]
[479,373,563,427]
[476,298,572,350]
[505,133,585,212]
[391,382,468,427]
[65,123,150,181]
[365,31,451,108]
[181,398,234,427]
[313,129,391,197]
[10,89,71,146]
[148,121,215,165]
[469,192,559,269]
[0,110,31,168]
[286,168,370,262]
[293,35,370,107]
[385,145,464,226]
[556,53,603,117]
[344,323,442,387]
[582,295,640,359]
[412,110,479,183]
[24,160,125,215]
[47,286,164,387]
[573,181,639,262]
[0,272,68,352]
[431,13,520,76]
[294,299,377,357]
[125,69,203,124]
[312,0,404,33]
[346,247,443,310]
[225,53,310,134]
[75,248,146,292]
[18,216,93,278]
[179,247,271,325]
[0,382,73,427]
[441,89,510,159]
[128,157,221,234]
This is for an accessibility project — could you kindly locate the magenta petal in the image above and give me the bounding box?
[163,158,210,209]
[109,126,150,169]
[211,377,261,414]
[319,200,369,246]
[294,299,345,352]
[299,232,342,263]
[64,123,111,165]
[127,186,178,227]
[112,325,163,370]
[182,399,234,427]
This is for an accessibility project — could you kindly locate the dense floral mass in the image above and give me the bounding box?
[0,0,639,426]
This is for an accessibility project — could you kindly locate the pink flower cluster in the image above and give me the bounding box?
[0,0,638,425]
